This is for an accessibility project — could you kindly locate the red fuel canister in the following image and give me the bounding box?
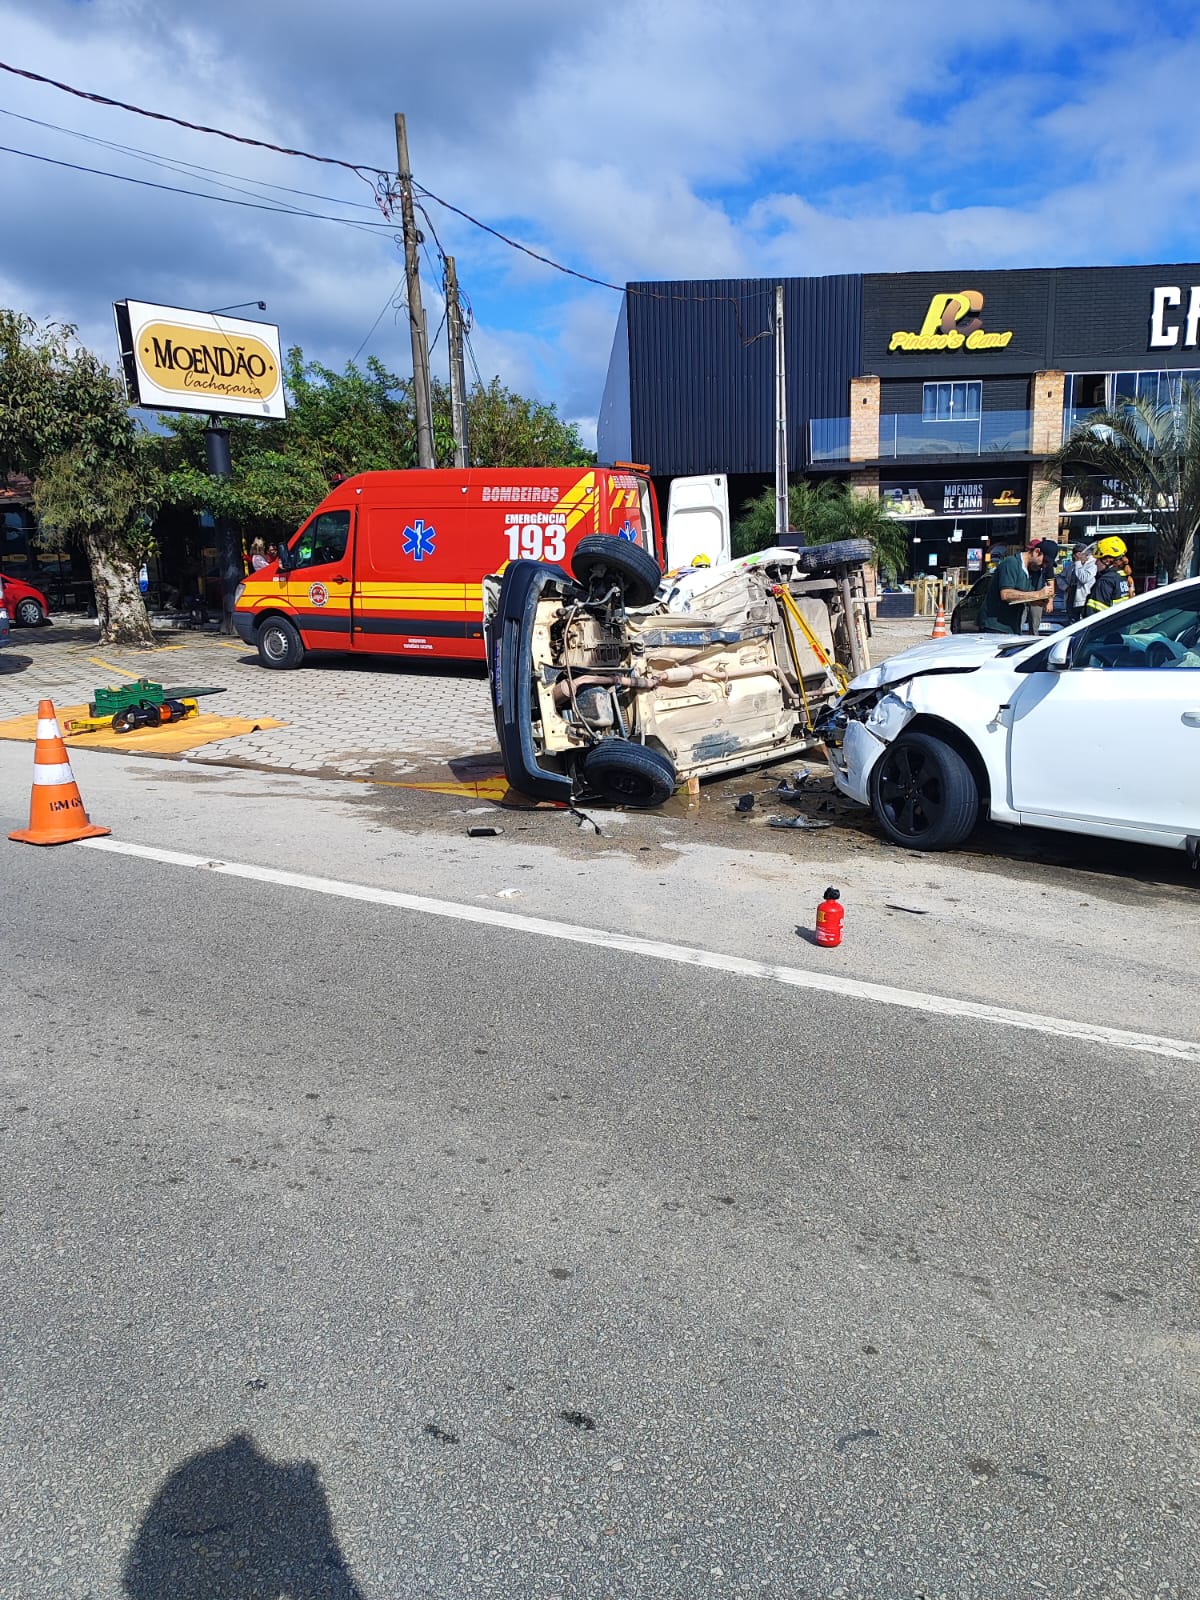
[815,887,844,948]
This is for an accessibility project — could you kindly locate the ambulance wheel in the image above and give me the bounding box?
[581,738,676,808]
[571,535,661,608]
[257,615,305,669]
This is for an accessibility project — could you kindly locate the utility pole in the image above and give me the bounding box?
[774,285,790,544]
[204,416,239,632]
[394,113,435,468]
[445,254,470,469]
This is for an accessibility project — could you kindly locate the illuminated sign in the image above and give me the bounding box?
[888,291,1014,354]
[113,300,286,420]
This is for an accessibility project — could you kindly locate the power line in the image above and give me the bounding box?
[0,57,779,323]
[350,275,406,365]
[0,57,380,184]
[0,141,400,233]
[0,104,379,210]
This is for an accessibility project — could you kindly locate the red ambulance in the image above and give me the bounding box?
[233,465,661,668]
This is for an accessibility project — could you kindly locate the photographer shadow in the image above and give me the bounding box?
[123,1432,366,1599]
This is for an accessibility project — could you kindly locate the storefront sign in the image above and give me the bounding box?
[881,477,1025,518]
[1061,477,1134,514]
[113,300,287,420]
[1149,285,1200,349]
[888,290,1014,354]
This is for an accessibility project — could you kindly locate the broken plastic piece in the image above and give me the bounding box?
[768,814,834,830]
[467,825,503,837]
[734,794,755,813]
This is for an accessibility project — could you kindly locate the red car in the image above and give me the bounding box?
[1,573,51,627]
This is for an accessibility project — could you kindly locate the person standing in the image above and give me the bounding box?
[1085,537,1132,614]
[977,541,1054,634]
[249,537,269,572]
[1023,539,1059,634]
[1066,542,1096,622]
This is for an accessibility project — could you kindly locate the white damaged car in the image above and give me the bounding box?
[820,576,1200,857]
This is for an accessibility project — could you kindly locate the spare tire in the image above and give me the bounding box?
[571,535,661,608]
[581,738,676,808]
[794,538,873,572]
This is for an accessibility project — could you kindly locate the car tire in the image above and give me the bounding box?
[794,538,873,572]
[571,535,661,608]
[14,598,46,627]
[257,614,305,669]
[869,730,979,851]
[581,738,677,808]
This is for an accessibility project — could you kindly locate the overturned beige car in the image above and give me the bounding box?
[484,535,872,807]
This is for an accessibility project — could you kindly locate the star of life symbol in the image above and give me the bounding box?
[617,520,637,541]
[403,519,436,561]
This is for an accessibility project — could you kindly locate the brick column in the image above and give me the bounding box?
[1028,368,1065,544]
[849,375,879,462]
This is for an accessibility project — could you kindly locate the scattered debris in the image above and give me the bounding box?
[467,825,503,837]
[561,1410,597,1431]
[768,814,834,830]
[423,1423,459,1445]
[885,903,930,915]
[569,806,603,834]
[496,888,524,899]
[734,793,755,813]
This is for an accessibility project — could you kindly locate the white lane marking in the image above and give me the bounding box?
[78,836,1200,1063]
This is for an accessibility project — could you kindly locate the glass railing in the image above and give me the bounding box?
[808,410,1032,462]
[808,416,851,462]
[1063,406,1102,440]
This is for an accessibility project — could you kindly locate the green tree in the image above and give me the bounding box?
[152,353,593,539]
[0,310,156,644]
[1043,385,1200,580]
[733,479,908,578]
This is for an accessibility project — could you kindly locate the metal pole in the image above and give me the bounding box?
[394,112,435,468]
[203,417,240,633]
[445,254,470,469]
[774,284,788,543]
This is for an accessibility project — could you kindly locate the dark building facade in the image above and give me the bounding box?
[600,262,1200,578]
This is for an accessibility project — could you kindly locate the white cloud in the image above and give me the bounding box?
[1,0,1199,438]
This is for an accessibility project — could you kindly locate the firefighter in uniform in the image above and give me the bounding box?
[1084,536,1131,614]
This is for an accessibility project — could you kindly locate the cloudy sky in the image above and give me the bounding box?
[2,0,1199,445]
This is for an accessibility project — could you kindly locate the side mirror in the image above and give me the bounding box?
[275,543,292,573]
[1047,633,1072,671]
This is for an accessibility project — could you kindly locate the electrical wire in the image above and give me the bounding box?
[0,104,379,210]
[0,55,780,332]
[0,141,401,233]
[0,57,380,184]
[350,275,407,365]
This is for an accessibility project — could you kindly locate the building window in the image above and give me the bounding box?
[922,381,981,422]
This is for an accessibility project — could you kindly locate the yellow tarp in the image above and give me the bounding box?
[0,703,285,755]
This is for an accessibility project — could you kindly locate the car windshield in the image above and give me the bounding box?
[1074,589,1200,669]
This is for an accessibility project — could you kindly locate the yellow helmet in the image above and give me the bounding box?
[1095,536,1127,560]
[690,553,712,567]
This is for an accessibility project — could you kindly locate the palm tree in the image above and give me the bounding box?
[732,479,908,579]
[1043,383,1200,581]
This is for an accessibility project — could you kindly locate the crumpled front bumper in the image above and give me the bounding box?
[822,690,916,807]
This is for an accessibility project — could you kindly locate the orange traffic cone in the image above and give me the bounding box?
[9,700,110,846]
[930,604,948,640]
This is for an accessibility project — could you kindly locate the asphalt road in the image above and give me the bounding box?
[2,822,1197,1599]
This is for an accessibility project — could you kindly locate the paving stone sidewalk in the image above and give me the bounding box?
[0,612,938,782]
[0,618,498,782]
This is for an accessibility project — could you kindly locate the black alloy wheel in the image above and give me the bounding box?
[870,730,979,851]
